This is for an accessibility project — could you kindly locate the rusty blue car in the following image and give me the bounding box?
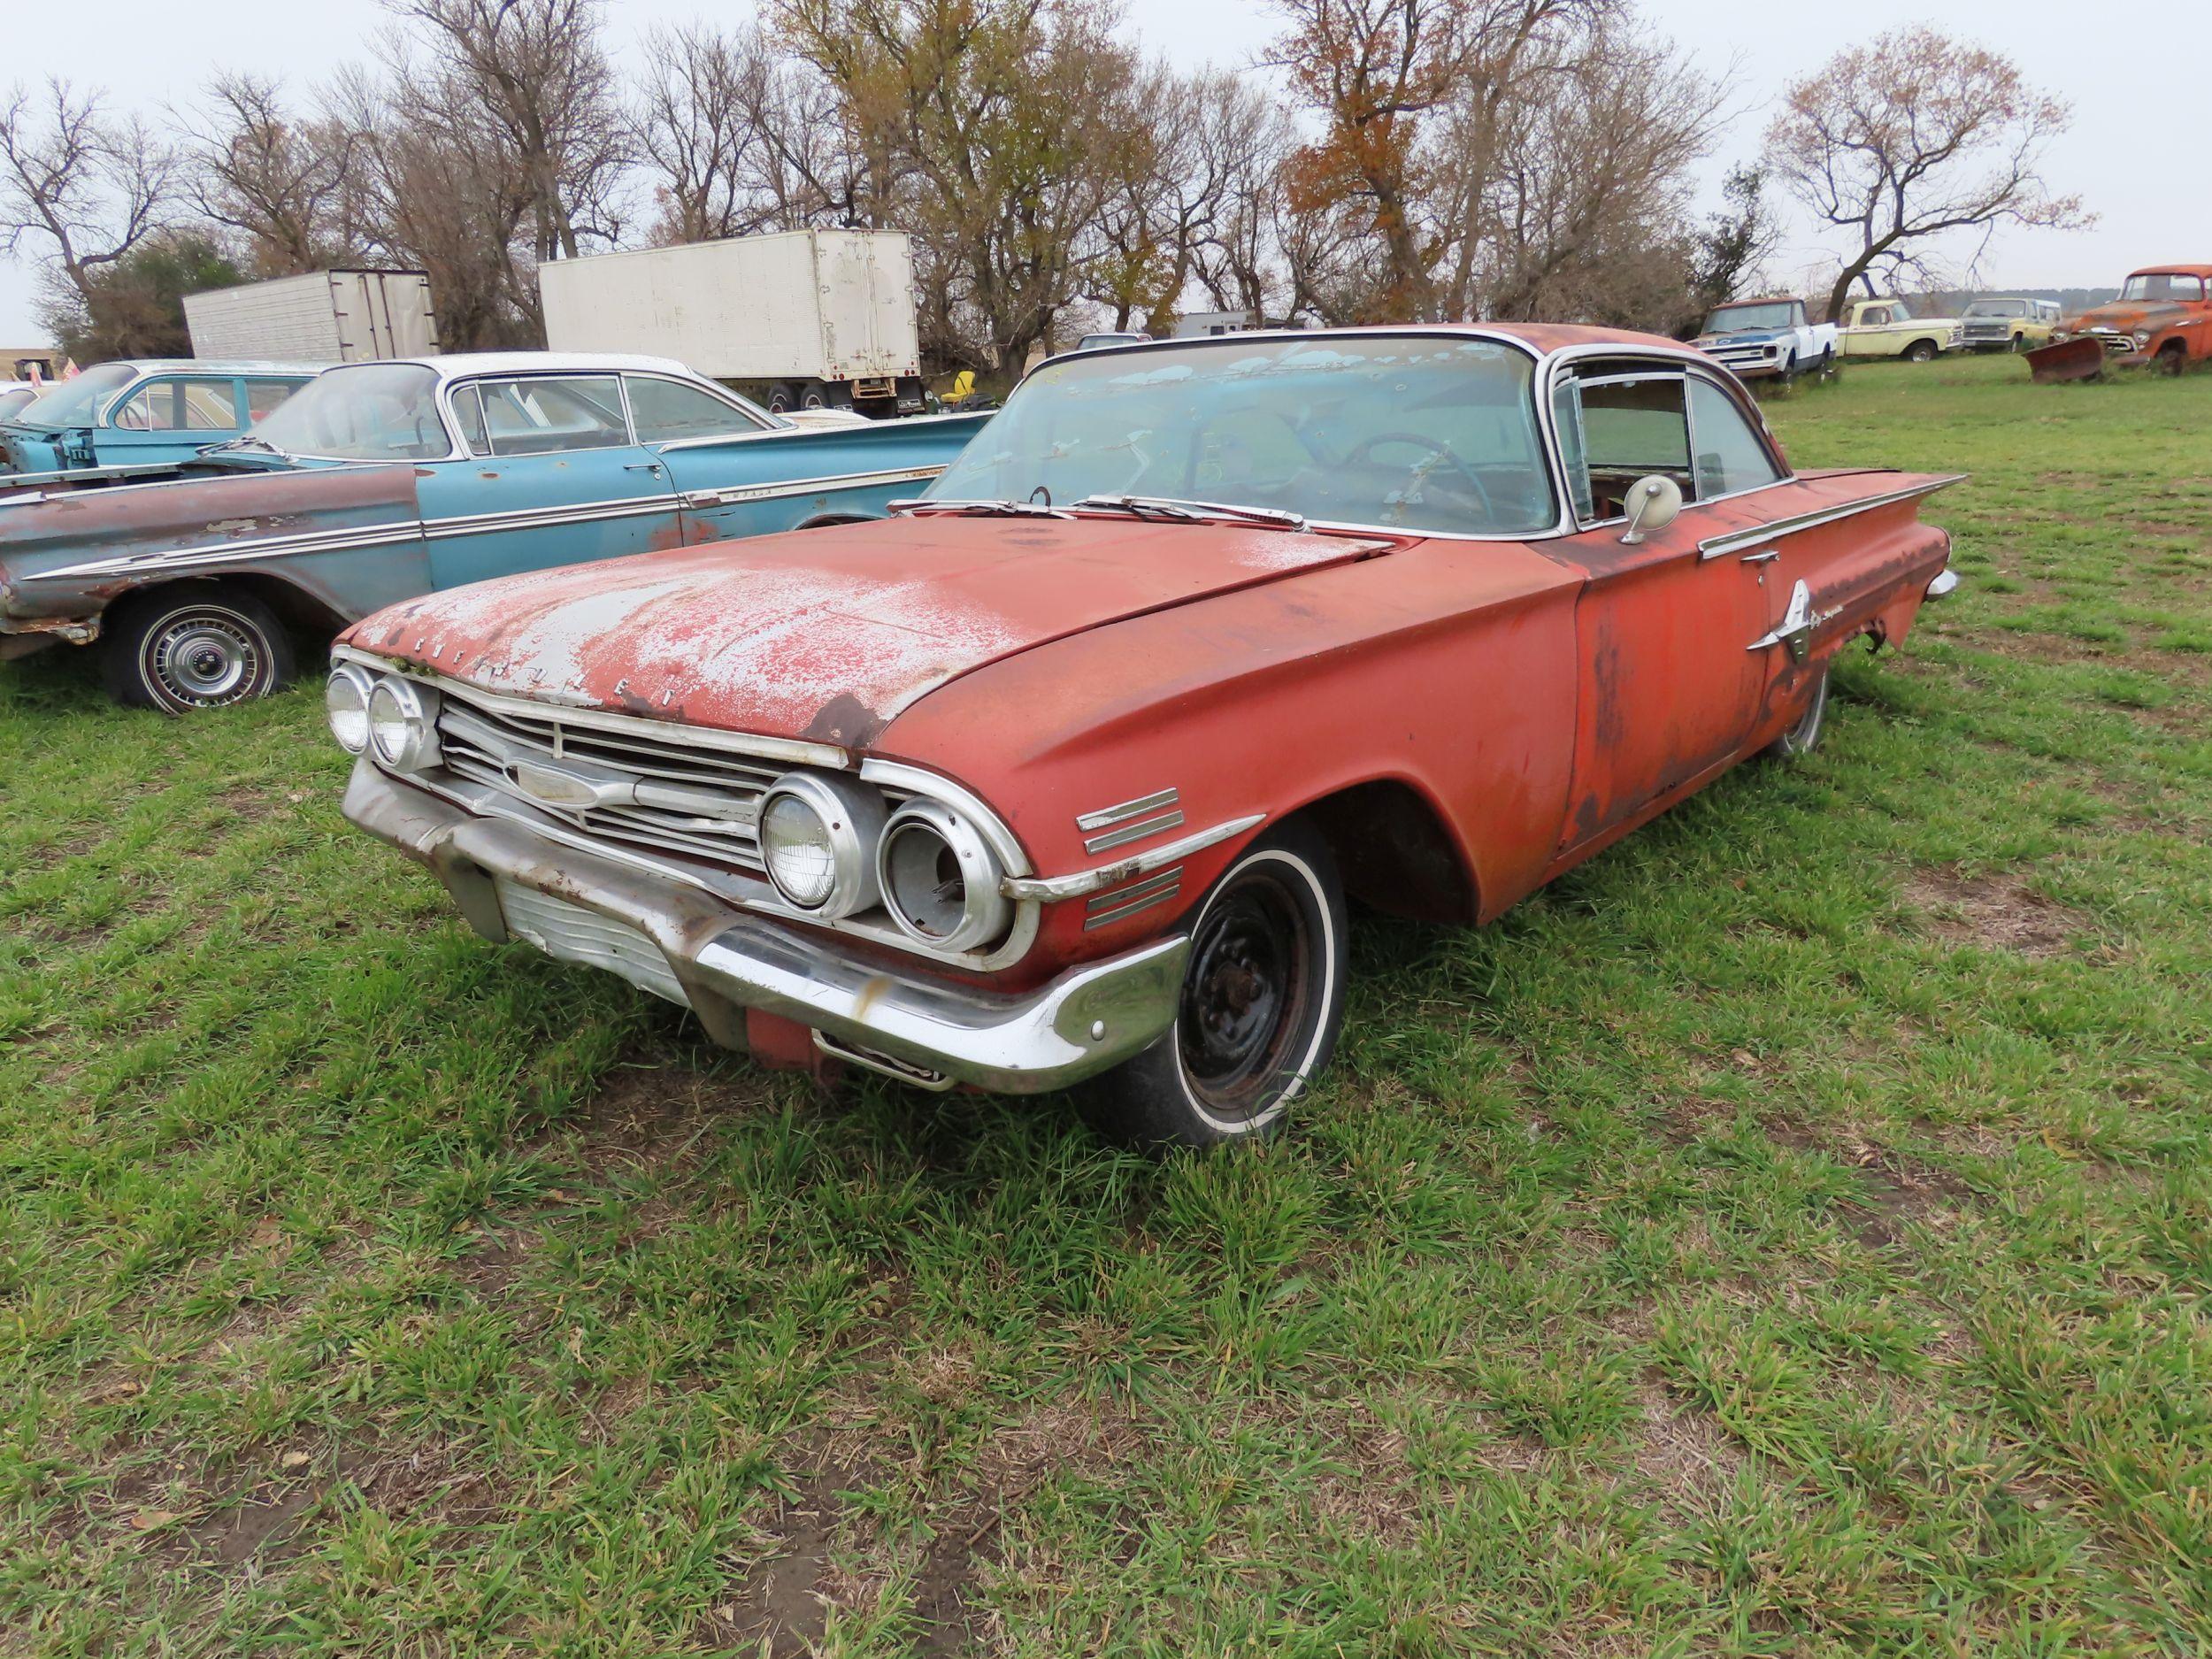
[0,359,322,488]
[0,352,990,711]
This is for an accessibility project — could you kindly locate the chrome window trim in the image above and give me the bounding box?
[1542,345,1797,536]
[620,371,779,442]
[979,326,1578,543]
[457,370,636,460]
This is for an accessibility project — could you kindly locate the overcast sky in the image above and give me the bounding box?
[0,0,2184,344]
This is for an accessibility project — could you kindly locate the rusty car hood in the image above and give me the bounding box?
[2065,300,2193,334]
[342,514,1399,746]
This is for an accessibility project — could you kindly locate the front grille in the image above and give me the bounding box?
[434,690,785,874]
[1962,323,2008,341]
[2091,331,2137,354]
[495,878,689,1004]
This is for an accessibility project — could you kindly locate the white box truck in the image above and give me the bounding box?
[184,271,439,363]
[538,230,927,418]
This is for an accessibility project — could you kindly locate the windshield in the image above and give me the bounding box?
[2122,273,2206,303]
[927,334,1558,536]
[1965,300,2026,318]
[12,362,137,430]
[1704,302,1796,333]
[248,364,448,459]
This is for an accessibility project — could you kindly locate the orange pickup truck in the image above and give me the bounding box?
[2028,265,2212,381]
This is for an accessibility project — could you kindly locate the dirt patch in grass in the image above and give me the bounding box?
[1632,1381,1744,1509]
[1901,868,2090,959]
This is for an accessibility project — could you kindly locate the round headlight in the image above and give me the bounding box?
[2132,329,2152,349]
[757,772,886,918]
[366,676,441,772]
[326,664,373,754]
[877,799,1010,955]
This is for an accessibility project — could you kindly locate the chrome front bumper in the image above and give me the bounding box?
[342,759,1187,1093]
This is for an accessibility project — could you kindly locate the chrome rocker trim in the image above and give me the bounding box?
[343,760,1185,1094]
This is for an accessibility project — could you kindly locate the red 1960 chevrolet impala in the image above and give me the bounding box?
[331,326,1960,1145]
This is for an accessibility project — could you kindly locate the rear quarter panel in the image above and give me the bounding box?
[659,411,994,542]
[0,464,428,628]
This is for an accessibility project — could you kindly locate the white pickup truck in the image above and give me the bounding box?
[1688,297,1839,382]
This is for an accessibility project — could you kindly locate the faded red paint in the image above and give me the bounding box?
[342,334,1958,1002]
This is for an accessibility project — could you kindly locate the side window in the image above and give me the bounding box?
[113,378,238,431]
[246,380,300,422]
[1573,375,1691,518]
[1862,307,1891,327]
[626,375,760,442]
[476,375,629,456]
[1551,380,1592,522]
[1688,379,1785,498]
[449,385,488,455]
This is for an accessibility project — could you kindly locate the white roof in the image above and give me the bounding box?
[93,357,331,375]
[353,351,697,382]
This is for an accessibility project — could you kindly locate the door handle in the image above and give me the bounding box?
[1740,549,1780,565]
[624,461,664,475]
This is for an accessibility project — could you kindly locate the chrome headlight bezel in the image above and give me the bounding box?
[877,798,1011,956]
[757,770,887,919]
[326,663,376,754]
[366,675,442,772]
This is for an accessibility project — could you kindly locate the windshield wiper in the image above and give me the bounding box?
[1074,495,1308,532]
[887,496,1072,519]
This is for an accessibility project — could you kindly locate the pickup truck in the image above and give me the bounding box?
[1837,298,1961,363]
[2026,266,2212,382]
[1688,298,1838,381]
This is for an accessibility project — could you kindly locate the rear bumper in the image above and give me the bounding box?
[342,760,1186,1094]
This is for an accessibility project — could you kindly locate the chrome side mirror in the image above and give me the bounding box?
[1619,475,1682,544]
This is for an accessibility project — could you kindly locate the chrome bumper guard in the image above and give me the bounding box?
[342,760,1187,1094]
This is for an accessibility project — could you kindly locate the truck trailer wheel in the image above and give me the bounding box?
[102,586,294,714]
[764,383,797,414]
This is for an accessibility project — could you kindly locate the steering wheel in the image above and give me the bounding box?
[1339,430,1495,522]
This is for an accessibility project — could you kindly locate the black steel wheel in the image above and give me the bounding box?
[764,382,797,414]
[1076,820,1348,1148]
[101,587,294,714]
[1761,664,1830,761]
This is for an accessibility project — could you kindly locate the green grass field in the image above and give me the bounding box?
[3,352,2208,1656]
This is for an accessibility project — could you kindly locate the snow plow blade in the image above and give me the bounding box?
[2027,337,2108,384]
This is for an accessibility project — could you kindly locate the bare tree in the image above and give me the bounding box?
[773,0,1154,371]
[179,73,368,275]
[328,61,540,348]
[382,0,630,268]
[1765,27,2088,323]
[634,22,862,244]
[1459,24,1722,328]
[0,79,180,324]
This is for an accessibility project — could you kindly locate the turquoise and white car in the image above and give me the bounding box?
[0,359,322,488]
[0,352,992,711]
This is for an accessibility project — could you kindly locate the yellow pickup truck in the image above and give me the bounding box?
[1837,298,1962,363]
